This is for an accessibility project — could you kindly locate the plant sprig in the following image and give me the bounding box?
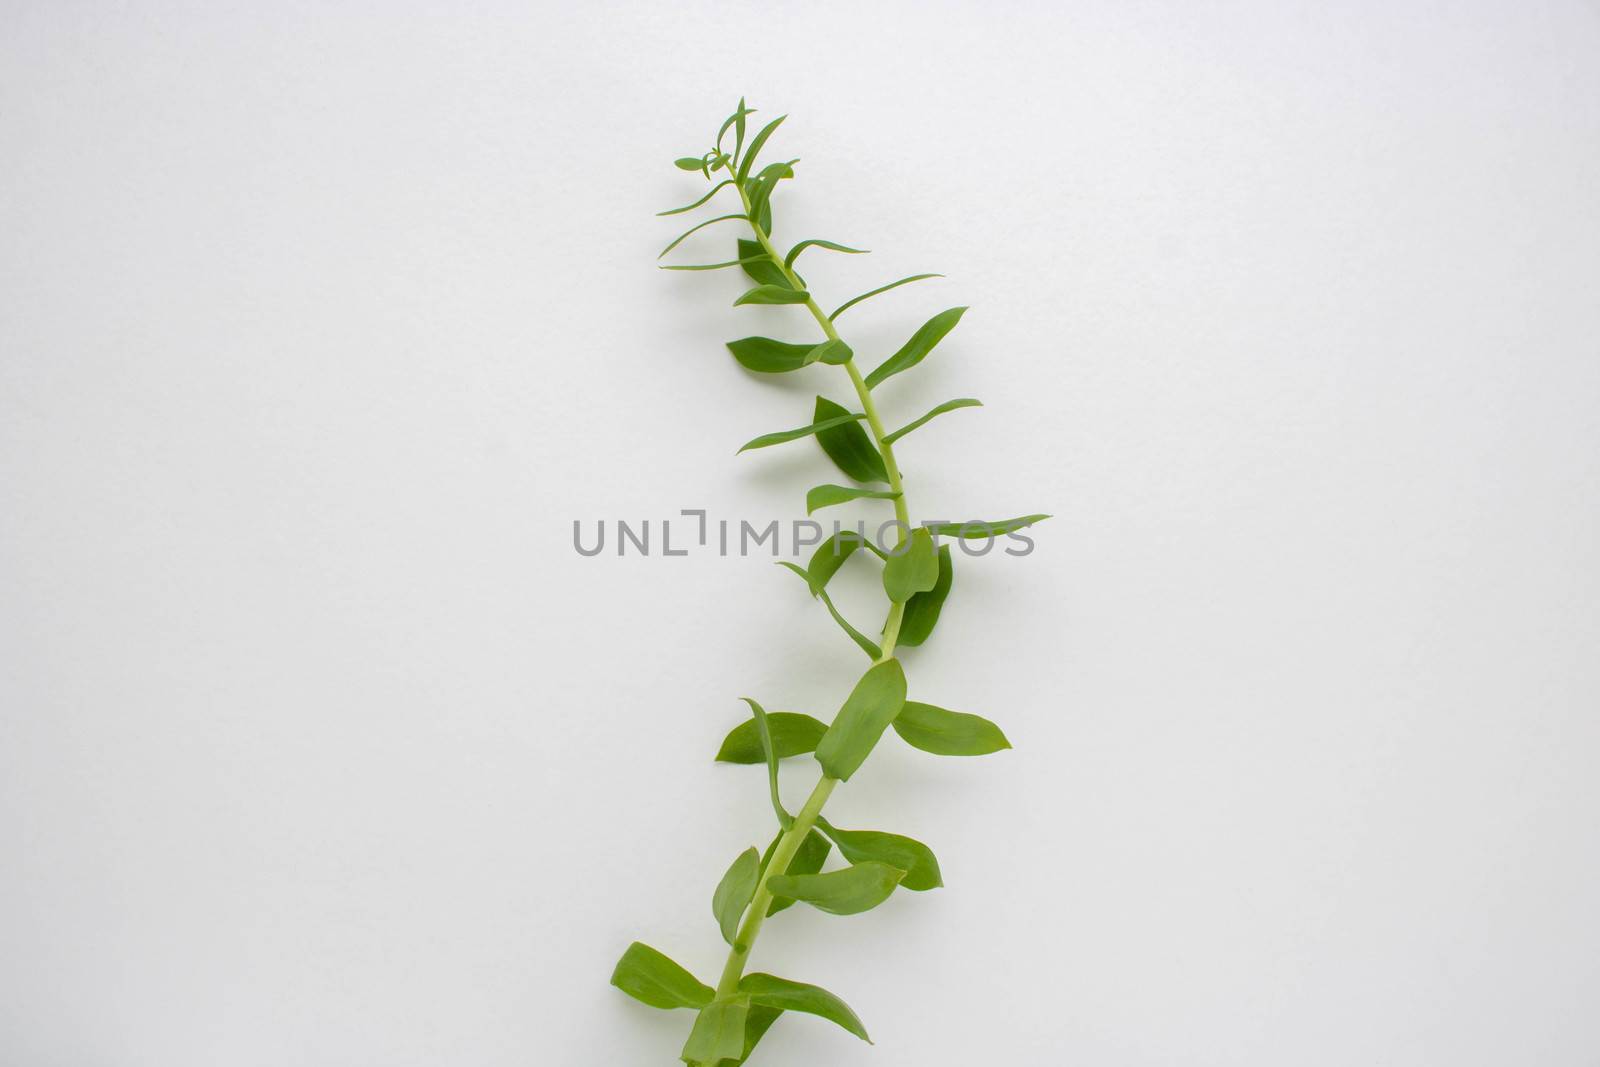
[614,99,1047,1066]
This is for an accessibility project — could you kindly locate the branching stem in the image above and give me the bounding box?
[700,175,914,1022]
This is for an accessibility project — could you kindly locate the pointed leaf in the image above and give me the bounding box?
[662,257,768,272]
[808,338,853,365]
[898,545,952,647]
[784,239,869,270]
[738,412,863,452]
[777,562,882,659]
[765,861,905,916]
[864,307,969,389]
[892,701,1012,756]
[762,830,831,916]
[818,819,942,892]
[682,998,749,1064]
[726,335,824,375]
[739,698,793,829]
[739,973,871,1042]
[713,848,762,945]
[882,527,939,603]
[829,273,943,320]
[745,160,796,230]
[928,514,1050,538]
[805,484,900,515]
[813,396,888,483]
[806,533,863,590]
[735,284,810,306]
[611,942,714,1010]
[736,115,786,182]
[659,180,736,217]
[659,214,747,258]
[675,156,708,171]
[814,658,907,781]
[882,398,983,446]
[734,239,792,290]
[716,711,828,763]
[728,1005,783,1065]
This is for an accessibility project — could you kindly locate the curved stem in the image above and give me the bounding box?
[701,177,913,1021]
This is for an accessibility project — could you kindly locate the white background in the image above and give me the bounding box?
[3,2,1598,1064]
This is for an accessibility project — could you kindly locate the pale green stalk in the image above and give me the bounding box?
[699,174,913,1022]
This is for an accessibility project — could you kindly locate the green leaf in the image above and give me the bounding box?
[897,545,952,647]
[739,973,872,1042]
[813,396,888,483]
[829,273,943,320]
[864,306,969,389]
[716,711,828,763]
[659,214,747,259]
[726,336,827,375]
[717,98,756,159]
[784,239,869,270]
[892,701,1012,756]
[741,698,793,829]
[776,562,883,659]
[675,156,707,171]
[745,160,796,231]
[762,829,831,916]
[736,115,786,183]
[726,1004,782,1065]
[765,861,905,916]
[659,180,736,217]
[817,819,943,892]
[738,412,863,453]
[682,998,749,1064]
[814,658,907,781]
[928,514,1050,538]
[713,847,762,945]
[805,484,900,515]
[661,257,768,272]
[882,398,983,446]
[882,527,939,603]
[735,284,810,306]
[806,533,863,590]
[808,339,853,365]
[611,942,714,1010]
[736,239,792,290]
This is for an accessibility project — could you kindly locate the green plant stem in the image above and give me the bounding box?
[698,176,914,1031]
[714,773,836,995]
